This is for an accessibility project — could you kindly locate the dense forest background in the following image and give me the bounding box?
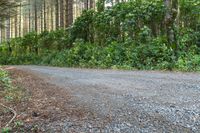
[0,0,200,71]
[0,0,96,41]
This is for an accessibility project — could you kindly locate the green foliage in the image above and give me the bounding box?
[39,29,70,50]
[14,121,24,128]
[0,67,26,102]
[0,68,11,88]
[127,37,173,70]
[175,45,200,71]
[0,0,200,71]
[70,10,95,43]
[1,127,12,133]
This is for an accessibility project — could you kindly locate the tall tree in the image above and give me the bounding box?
[51,3,54,30]
[19,2,22,37]
[55,0,60,29]
[90,0,94,9]
[28,0,31,32]
[65,0,68,27]
[84,0,89,10]
[68,0,73,26]
[60,0,64,28]
[43,0,47,30]
[14,11,18,37]
[34,0,38,33]
[163,0,179,58]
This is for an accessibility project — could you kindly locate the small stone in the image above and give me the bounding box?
[114,127,120,132]
[170,105,175,108]
[155,110,159,113]
[126,122,132,127]
[32,111,39,117]
[88,124,92,128]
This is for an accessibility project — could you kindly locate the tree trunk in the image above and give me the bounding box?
[90,0,94,9]
[60,0,64,28]
[41,5,44,32]
[55,0,60,29]
[65,0,68,27]
[44,0,47,30]
[7,11,11,41]
[84,0,89,10]
[34,0,38,33]
[19,2,22,37]
[68,0,73,26]
[51,5,54,30]
[164,0,179,58]
[28,0,31,32]
[164,0,173,44]
[15,13,18,37]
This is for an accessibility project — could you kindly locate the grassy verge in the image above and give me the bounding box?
[0,67,25,102]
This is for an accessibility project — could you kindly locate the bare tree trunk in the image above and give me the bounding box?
[6,10,11,41]
[55,0,60,29]
[15,13,18,37]
[68,0,73,26]
[90,0,94,9]
[0,27,1,43]
[10,18,13,39]
[84,0,89,10]
[19,2,22,37]
[51,5,54,30]
[44,0,47,30]
[65,0,69,27]
[164,0,179,59]
[41,5,44,32]
[28,0,31,32]
[34,0,38,54]
[0,23,4,43]
[34,0,38,33]
[163,0,173,44]
[173,0,180,57]
[7,19,12,55]
[24,14,28,35]
[1,20,5,42]
[60,0,64,28]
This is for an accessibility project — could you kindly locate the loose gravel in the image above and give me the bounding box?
[15,66,200,132]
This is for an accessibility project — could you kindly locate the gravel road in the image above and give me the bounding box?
[15,66,200,132]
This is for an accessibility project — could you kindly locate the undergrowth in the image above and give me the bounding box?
[0,67,25,102]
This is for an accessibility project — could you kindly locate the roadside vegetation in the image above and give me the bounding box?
[0,0,200,71]
[0,68,24,101]
[0,67,26,132]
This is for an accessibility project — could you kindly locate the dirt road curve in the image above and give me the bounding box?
[14,66,200,132]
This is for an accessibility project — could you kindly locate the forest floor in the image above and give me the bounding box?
[0,67,86,132]
[1,66,200,132]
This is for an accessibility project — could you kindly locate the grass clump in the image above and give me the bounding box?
[0,67,25,102]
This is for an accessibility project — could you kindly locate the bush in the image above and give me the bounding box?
[0,67,11,89]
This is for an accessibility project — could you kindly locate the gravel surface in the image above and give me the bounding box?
[15,66,200,132]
